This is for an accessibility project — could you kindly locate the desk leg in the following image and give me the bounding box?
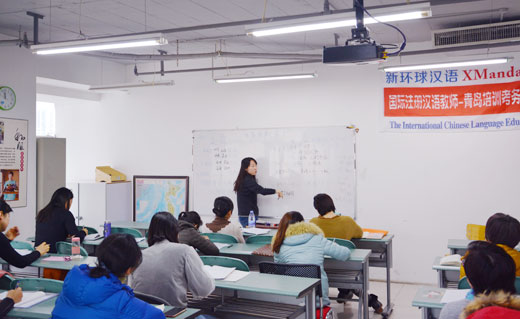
[304,289,316,319]
[382,246,394,317]
[421,307,428,319]
[363,259,369,319]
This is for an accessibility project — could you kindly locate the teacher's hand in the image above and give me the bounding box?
[276,190,284,199]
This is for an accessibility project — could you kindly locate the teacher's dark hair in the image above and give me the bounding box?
[179,211,203,227]
[233,157,257,193]
[90,233,142,279]
[36,187,74,223]
[313,193,336,216]
[213,196,234,218]
[147,211,179,246]
[271,211,304,254]
[464,240,516,295]
[485,213,520,248]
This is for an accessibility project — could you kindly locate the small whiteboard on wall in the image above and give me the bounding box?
[192,126,357,220]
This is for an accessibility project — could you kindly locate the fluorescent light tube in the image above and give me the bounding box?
[89,80,174,91]
[32,33,167,55]
[382,58,510,72]
[246,3,431,37]
[214,73,317,83]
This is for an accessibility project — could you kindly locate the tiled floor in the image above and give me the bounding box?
[328,281,426,319]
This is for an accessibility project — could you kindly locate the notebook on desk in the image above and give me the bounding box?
[0,291,56,308]
[362,228,388,239]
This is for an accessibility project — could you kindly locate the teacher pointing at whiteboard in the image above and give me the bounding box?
[233,157,283,227]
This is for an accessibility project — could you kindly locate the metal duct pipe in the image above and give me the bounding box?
[134,59,322,76]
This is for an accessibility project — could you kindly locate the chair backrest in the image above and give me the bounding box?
[111,227,142,238]
[134,291,171,306]
[11,278,64,293]
[466,224,486,240]
[56,241,88,256]
[326,238,356,249]
[246,235,273,244]
[10,240,34,250]
[515,277,520,294]
[0,272,14,290]
[200,256,249,272]
[77,226,98,234]
[201,233,238,244]
[259,262,321,296]
[458,276,471,289]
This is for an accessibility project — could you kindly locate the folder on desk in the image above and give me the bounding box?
[362,228,388,239]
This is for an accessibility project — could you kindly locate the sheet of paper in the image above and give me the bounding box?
[214,243,232,250]
[42,256,69,262]
[0,291,57,308]
[203,265,236,280]
[440,289,471,304]
[362,231,385,239]
[15,249,33,256]
[222,270,249,282]
[242,228,270,235]
[154,304,165,311]
[84,234,103,241]
[135,237,146,243]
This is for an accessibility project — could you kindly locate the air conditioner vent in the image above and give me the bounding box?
[433,21,520,48]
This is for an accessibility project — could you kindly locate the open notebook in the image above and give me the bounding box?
[0,291,57,308]
[203,265,249,282]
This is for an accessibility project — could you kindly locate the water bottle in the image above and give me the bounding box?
[71,237,81,258]
[248,211,256,228]
[103,221,111,237]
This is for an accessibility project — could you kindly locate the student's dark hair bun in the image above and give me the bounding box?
[212,196,234,218]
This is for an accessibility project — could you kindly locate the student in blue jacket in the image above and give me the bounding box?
[271,211,351,306]
[51,233,165,319]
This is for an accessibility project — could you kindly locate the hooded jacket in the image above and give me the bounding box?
[462,291,520,319]
[273,222,351,305]
[178,220,219,255]
[51,264,165,319]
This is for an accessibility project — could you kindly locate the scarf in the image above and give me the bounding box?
[205,217,230,232]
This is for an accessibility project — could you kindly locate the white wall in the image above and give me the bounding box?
[0,46,37,241]
[49,53,520,284]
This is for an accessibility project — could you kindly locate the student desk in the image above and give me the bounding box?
[83,238,149,250]
[109,221,150,230]
[0,254,98,277]
[432,256,460,288]
[352,234,394,316]
[214,272,319,319]
[448,239,520,255]
[219,244,372,319]
[412,286,446,319]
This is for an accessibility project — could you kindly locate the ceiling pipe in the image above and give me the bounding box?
[85,51,321,61]
[134,59,322,76]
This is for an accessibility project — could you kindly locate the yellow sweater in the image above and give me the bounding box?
[310,215,363,240]
[460,243,520,279]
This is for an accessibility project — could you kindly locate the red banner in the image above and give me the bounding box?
[384,80,520,117]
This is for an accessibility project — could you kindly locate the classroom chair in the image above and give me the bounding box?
[201,233,238,244]
[11,278,64,293]
[327,237,356,249]
[77,226,98,234]
[259,262,325,319]
[134,291,171,306]
[110,227,142,238]
[458,276,471,289]
[245,235,273,244]
[466,224,485,241]
[56,241,88,257]
[10,240,33,250]
[200,256,249,272]
[516,277,520,293]
[0,271,14,290]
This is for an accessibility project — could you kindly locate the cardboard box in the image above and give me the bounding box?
[95,166,126,183]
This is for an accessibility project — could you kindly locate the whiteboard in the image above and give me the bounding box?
[192,126,356,220]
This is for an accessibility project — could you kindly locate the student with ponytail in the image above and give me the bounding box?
[178,210,219,255]
[199,196,245,243]
[51,233,164,319]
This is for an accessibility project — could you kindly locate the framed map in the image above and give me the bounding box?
[133,175,189,222]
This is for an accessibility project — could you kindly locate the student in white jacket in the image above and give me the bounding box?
[129,212,214,307]
[199,196,245,243]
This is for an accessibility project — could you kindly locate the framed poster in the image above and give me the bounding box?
[133,175,189,222]
[0,118,27,207]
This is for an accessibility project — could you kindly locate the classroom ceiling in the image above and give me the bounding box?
[0,0,520,63]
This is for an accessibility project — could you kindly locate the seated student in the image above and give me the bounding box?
[310,193,363,240]
[51,233,164,319]
[0,286,22,318]
[310,194,382,312]
[0,198,49,267]
[178,211,219,256]
[129,212,214,308]
[460,212,520,279]
[271,211,351,307]
[199,196,245,244]
[440,241,518,319]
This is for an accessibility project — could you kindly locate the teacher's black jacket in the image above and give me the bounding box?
[35,207,86,254]
[237,174,275,217]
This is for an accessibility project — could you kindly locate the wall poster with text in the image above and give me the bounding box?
[0,118,27,207]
